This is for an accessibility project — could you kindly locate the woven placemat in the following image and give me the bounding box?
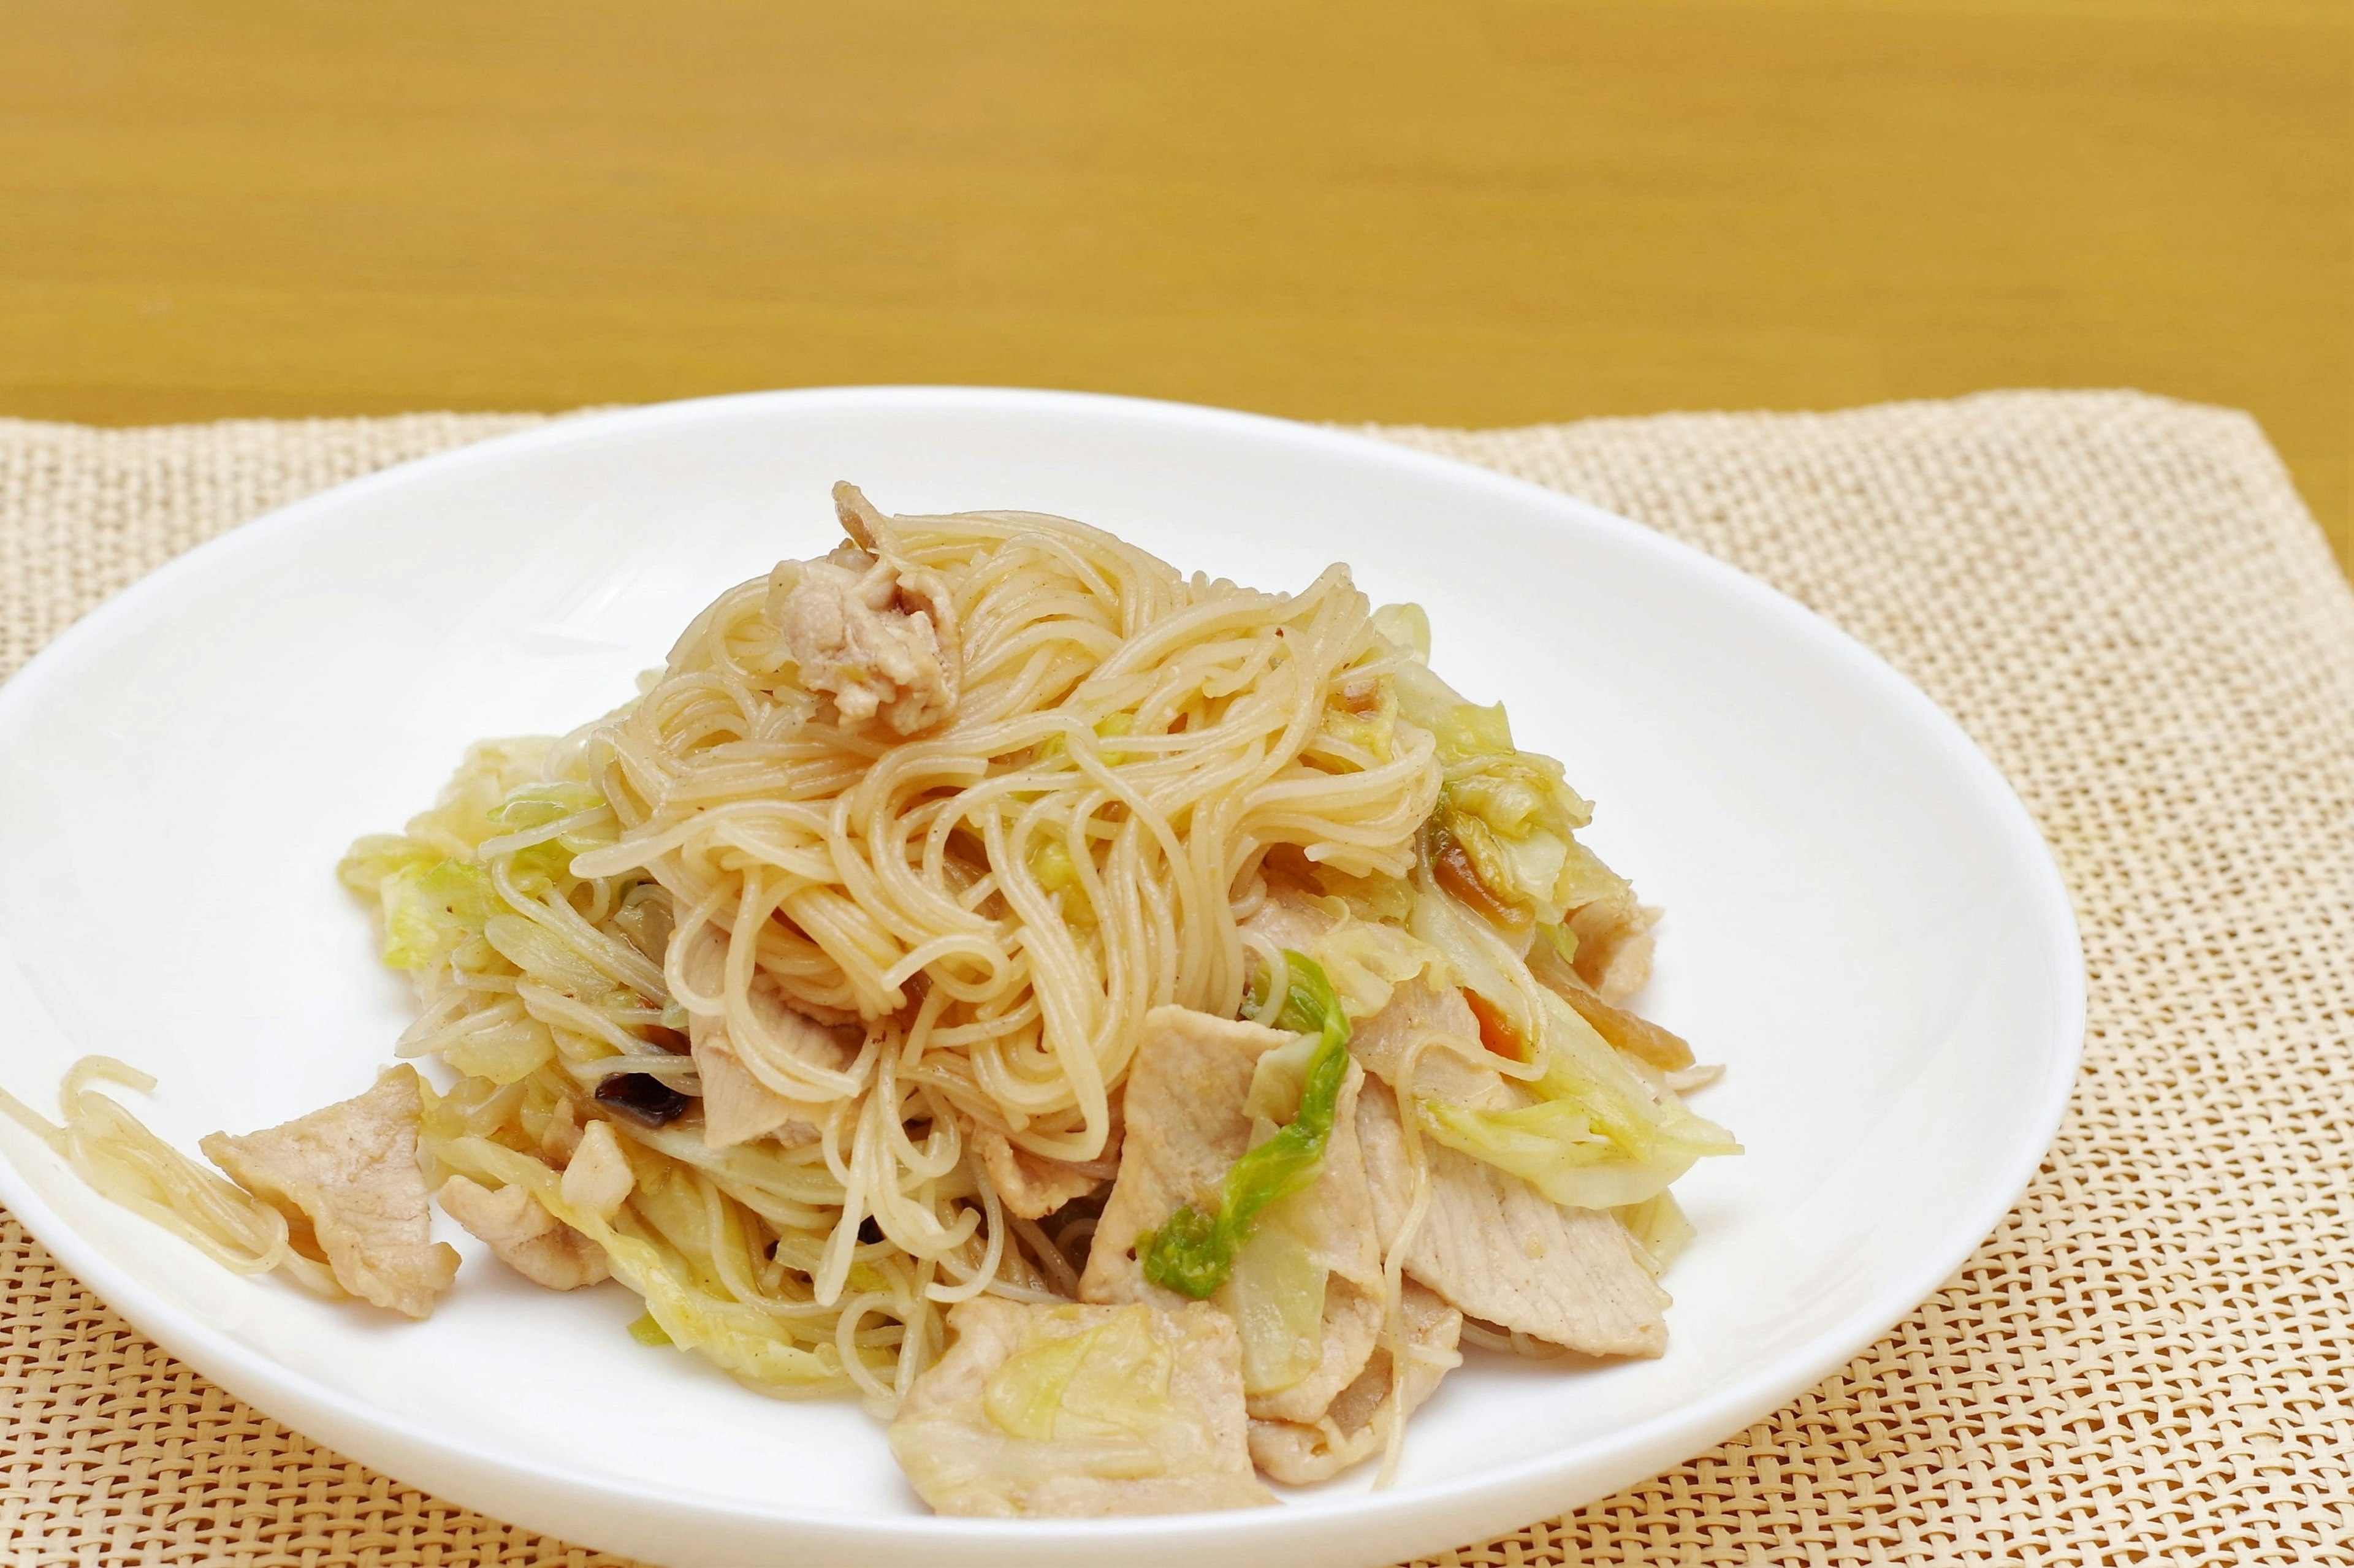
[3,392,2349,1566]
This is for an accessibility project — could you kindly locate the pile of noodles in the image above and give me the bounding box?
[1,493,1448,1416]
[541,497,1438,1404]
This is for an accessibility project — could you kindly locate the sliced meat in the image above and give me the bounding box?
[538,1095,584,1163]
[559,1117,634,1219]
[677,924,849,1149]
[1236,878,1336,956]
[1080,1006,1383,1426]
[1240,888,1512,1114]
[200,1067,459,1319]
[1355,1078,1667,1358]
[1080,1008,1286,1306]
[1248,1280,1463,1485]
[766,486,961,735]
[438,1174,609,1291]
[693,1033,825,1149]
[886,1297,1272,1517]
[972,1115,1119,1221]
[1346,975,1518,1114]
[1566,897,1659,1003]
[1246,1267,1384,1426]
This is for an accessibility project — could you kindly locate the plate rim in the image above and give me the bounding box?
[0,384,2086,1558]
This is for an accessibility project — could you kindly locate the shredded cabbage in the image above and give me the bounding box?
[1304,862,1417,924]
[338,740,634,978]
[1317,666,1401,766]
[1139,952,1350,1300]
[485,780,613,850]
[336,834,437,897]
[1419,989,1739,1209]
[983,1319,1097,1439]
[340,742,677,1111]
[406,737,556,853]
[1395,658,1515,764]
[484,913,610,997]
[1025,835,1096,931]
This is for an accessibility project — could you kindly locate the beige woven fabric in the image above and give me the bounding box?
[2,392,2348,1565]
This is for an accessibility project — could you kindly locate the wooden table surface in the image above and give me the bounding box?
[6,0,2349,572]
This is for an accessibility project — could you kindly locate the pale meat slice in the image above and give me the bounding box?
[887,1297,1272,1517]
[766,484,961,736]
[971,1114,1120,1221]
[1346,975,1519,1114]
[1079,1006,1385,1426]
[692,1033,826,1149]
[1241,886,1513,1114]
[200,1067,459,1319]
[437,1174,609,1290]
[1566,897,1659,1003]
[1236,878,1336,956]
[1355,1078,1668,1358]
[559,1117,635,1219]
[537,1095,584,1163]
[677,924,850,1149]
[1248,1281,1464,1485]
[1080,1010,1280,1312]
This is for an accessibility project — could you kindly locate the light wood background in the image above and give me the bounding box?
[4,0,2348,569]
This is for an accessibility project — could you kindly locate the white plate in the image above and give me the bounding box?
[0,388,2081,1568]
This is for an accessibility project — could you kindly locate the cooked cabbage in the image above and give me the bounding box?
[1407,885,1536,1046]
[373,858,498,972]
[1370,601,1431,660]
[1243,1032,1320,1124]
[1615,1190,1697,1276]
[1383,626,1635,931]
[436,1008,557,1085]
[1214,1200,1328,1395]
[1419,989,1739,1209]
[1139,953,1350,1300]
[982,1304,1178,1442]
[482,780,615,856]
[409,737,557,852]
[1302,912,1446,1024]
[440,1132,843,1393]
